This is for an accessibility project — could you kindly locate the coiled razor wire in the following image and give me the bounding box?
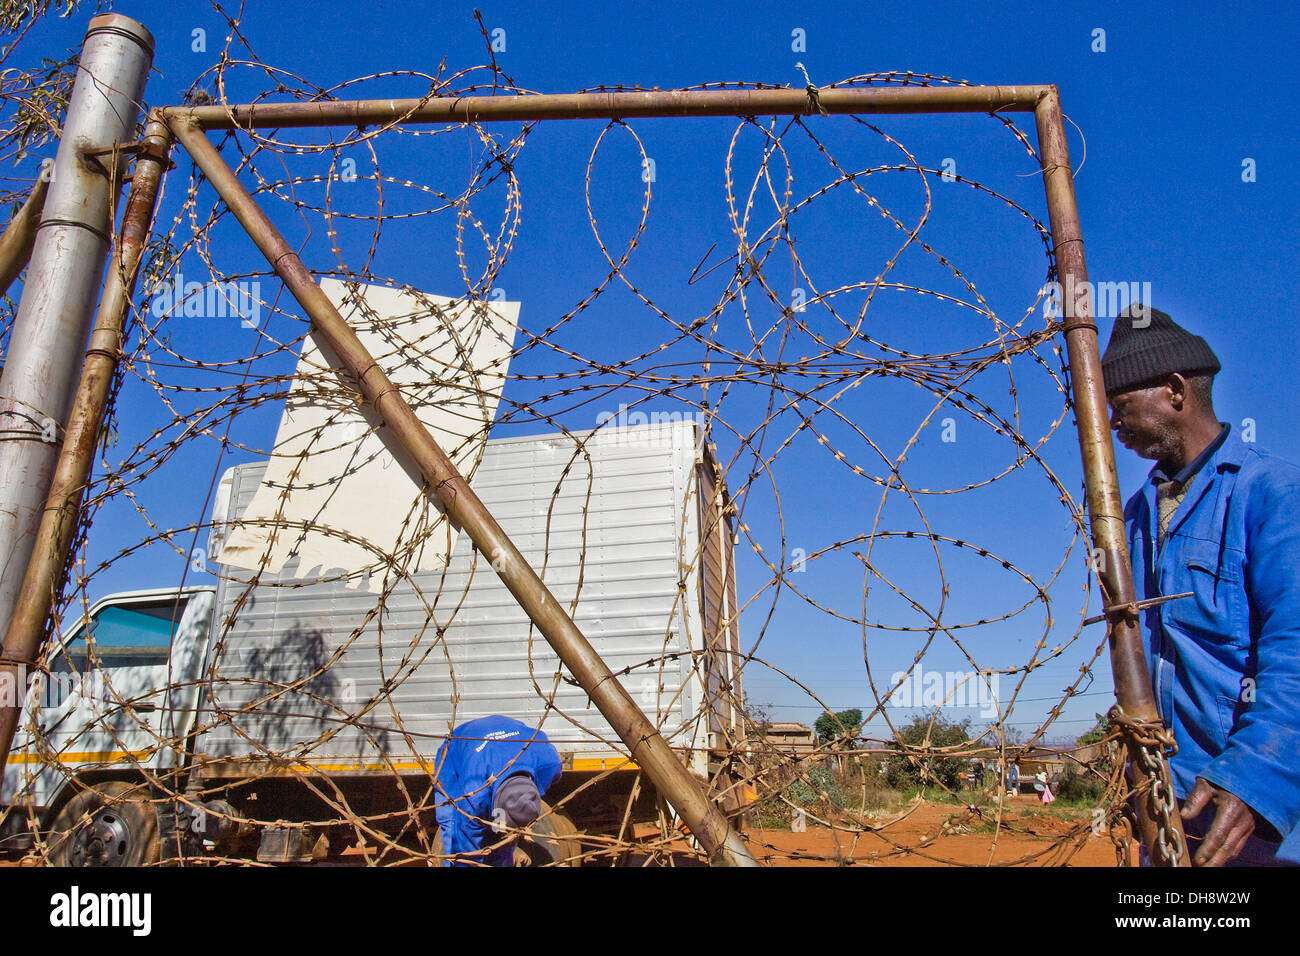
[0,6,1139,867]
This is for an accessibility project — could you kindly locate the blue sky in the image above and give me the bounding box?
[10,0,1298,744]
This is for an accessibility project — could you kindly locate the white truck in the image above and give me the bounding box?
[0,420,745,865]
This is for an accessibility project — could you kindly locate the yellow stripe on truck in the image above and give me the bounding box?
[299,758,639,773]
[570,757,636,772]
[8,753,640,773]
[7,750,143,764]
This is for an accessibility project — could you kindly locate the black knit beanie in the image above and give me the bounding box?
[492,772,541,828]
[1100,303,1220,396]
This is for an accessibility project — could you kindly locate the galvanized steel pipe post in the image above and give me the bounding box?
[0,15,153,641]
[0,120,172,775]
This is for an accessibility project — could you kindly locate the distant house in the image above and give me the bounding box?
[999,749,1069,792]
[1069,741,1107,766]
[761,721,818,758]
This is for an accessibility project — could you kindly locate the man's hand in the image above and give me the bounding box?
[1180,777,1256,866]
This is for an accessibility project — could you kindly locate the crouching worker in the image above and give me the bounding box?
[433,715,562,866]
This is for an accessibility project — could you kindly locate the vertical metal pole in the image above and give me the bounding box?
[1035,87,1188,866]
[166,116,759,867]
[0,120,171,775]
[0,15,153,639]
[0,178,49,296]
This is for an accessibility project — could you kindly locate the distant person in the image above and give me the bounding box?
[1034,770,1053,805]
[1007,763,1019,797]
[1103,305,1300,866]
[433,715,563,867]
[971,758,984,789]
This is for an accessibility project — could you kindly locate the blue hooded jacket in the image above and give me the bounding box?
[433,716,563,866]
[1125,426,1300,847]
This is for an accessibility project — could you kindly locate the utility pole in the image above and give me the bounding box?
[0,15,153,640]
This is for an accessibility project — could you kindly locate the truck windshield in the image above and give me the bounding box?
[51,597,187,673]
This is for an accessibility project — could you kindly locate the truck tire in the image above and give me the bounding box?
[47,781,160,867]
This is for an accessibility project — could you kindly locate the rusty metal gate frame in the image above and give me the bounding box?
[2,70,1190,867]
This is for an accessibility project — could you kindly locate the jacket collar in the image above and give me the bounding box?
[1209,424,1249,472]
[1145,423,1245,546]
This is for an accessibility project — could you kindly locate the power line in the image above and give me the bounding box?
[756,689,1114,707]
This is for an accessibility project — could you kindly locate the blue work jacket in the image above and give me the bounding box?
[1125,426,1300,843]
[433,716,563,866]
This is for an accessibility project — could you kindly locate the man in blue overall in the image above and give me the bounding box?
[433,715,563,866]
[1102,304,1300,866]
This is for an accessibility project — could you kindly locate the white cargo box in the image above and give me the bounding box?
[195,419,742,781]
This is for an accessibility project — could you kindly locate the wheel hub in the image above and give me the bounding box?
[69,809,132,866]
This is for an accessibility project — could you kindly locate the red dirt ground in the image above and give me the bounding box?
[741,796,1128,866]
[2,796,1133,867]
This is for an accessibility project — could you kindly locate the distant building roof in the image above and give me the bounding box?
[767,722,814,734]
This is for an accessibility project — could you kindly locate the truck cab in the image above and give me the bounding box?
[0,586,213,862]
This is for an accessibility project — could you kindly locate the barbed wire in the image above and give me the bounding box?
[0,5,1136,868]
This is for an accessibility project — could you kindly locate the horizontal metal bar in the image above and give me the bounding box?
[163,84,1048,131]
[1081,592,1194,627]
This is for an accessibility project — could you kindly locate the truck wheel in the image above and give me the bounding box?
[47,781,160,867]
[516,804,580,867]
